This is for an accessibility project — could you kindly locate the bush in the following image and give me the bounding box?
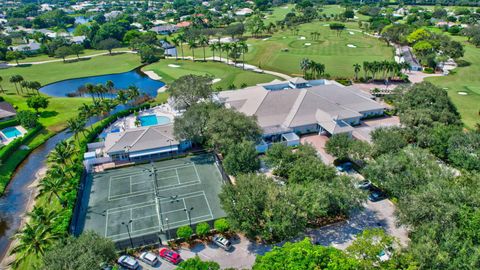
[214,218,230,233]
[176,225,193,240]
[0,118,19,130]
[0,126,42,163]
[423,67,435,74]
[17,110,39,128]
[196,222,210,238]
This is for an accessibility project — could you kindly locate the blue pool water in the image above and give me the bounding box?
[39,69,165,98]
[139,115,171,127]
[2,127,22,139]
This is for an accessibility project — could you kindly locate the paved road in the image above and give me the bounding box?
[131,198,408,270]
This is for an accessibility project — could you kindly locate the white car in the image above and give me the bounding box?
[212,235,232,251]
[117,255,139,270]
[139,251,160,266]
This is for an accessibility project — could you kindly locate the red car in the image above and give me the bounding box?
[159,248,181,264]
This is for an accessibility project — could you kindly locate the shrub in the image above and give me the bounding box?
[17,110,39,128]
[214,218,230,233]
[423,67,435,74]
[176,225,193,240]
[196,222,210,238]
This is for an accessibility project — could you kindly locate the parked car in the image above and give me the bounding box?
[355,179,372,189]
[117,255,139,270]
[159,248,181,265]
[336,162,353,172]
[139,251,159,266]
[212,235,233,251]
[368,189,387,202]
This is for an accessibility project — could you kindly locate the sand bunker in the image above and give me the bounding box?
[211,78,222,84]
[262,37,270,41]
[299,36,306,40]
[347,44,357,48]
[349,31,354,35]
[168,64,180,68]
[457,91,468,95]
[304,43,312,46]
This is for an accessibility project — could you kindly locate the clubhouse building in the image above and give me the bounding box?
[217,78,385,152]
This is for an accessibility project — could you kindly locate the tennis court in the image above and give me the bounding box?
[80,153,226,247]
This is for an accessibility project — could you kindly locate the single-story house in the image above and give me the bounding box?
[217,78,385,152]
[150,24,179,35]
[400,46,422,71]
[160,40,177,56]
[9,41,41,52]
[235,8,254,16]
[103,124,191,161]
[69,35,86,44]
[0,101,17,121]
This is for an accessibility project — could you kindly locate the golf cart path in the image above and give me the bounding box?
[7,50,136,66]
[165,56,292,80]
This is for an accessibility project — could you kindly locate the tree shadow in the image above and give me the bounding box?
[16,64,32,68]
[40,110,59,118]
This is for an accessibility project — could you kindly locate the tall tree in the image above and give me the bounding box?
[168,75,214,109]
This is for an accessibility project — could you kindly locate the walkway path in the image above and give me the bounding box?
[7,50,136,66]
[166,56,292,80]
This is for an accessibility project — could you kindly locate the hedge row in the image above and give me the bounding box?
[0,118,19,130]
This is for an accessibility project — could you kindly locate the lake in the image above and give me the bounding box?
[39,69,165,98]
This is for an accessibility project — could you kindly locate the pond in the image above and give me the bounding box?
[39,68,165,98]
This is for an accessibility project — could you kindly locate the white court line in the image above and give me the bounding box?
[129,176,132,193]
[104,211,109,238]
[174,168,180,185]
[109,163,194,181]
[202,190,214,219]
[108,191,205,213]
[108,179,201,201]
[193,163,201,183]
[167,214,213,227]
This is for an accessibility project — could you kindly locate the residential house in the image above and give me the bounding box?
[150,24,179,35]
[400,46,422,71]
[0,101,16,122]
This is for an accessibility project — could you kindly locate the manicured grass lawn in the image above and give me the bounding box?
[263,4,294,24]
[180,21,392,78]
[1,53,141,131]
[243,22,393,77]
[10,47,131,64]
[143,59,279,90]
[426,40,480,129]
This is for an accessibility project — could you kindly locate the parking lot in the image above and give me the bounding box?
[128,199,408,270]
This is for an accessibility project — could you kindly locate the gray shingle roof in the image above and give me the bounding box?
[0,102,16,119]
[218,81,385,133]
[105,124,178,155]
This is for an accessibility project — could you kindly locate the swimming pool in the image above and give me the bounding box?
[139,115,171,127]
[2,127,22,139]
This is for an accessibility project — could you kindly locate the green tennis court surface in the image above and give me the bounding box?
[81,153,226,247]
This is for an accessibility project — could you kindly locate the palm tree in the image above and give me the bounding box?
[27,206,58,228]
[85,83,96,103]
[95,84,108,100]
[188,39,197,61]
[67,117,86,141]
[127,85,140,101]
[171,37,180,60]
[9,75,22,95]
[48,163,74,179]
[178,33,186,60]
[10,223,59,268]
[363,61,370,80]
[300,58,310,78]
[239,41,249,70]
[116,90,129,105]
[222,43,231,65]
[312,62,325,79]
[230,42,239,64]
[20,80,29,95]
[353,63,361,81]
[28,81,41,95]
[198,35,209,62]
[78,103,94,119]
[209,42,218,61]
[0,76,4,93]
[37,175,68,206]
[105,80,114,94]
[17,75,25,94]
[48,140,75,166]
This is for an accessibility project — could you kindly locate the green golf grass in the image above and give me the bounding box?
[426,39,480,129]
[9,47,131,64]
[143,59,279,90]
[180,21,393,78]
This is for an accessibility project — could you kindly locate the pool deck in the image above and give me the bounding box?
[99,104,179,138]
[0,125,27,145]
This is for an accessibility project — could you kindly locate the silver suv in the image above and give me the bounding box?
[212,235,232,251]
